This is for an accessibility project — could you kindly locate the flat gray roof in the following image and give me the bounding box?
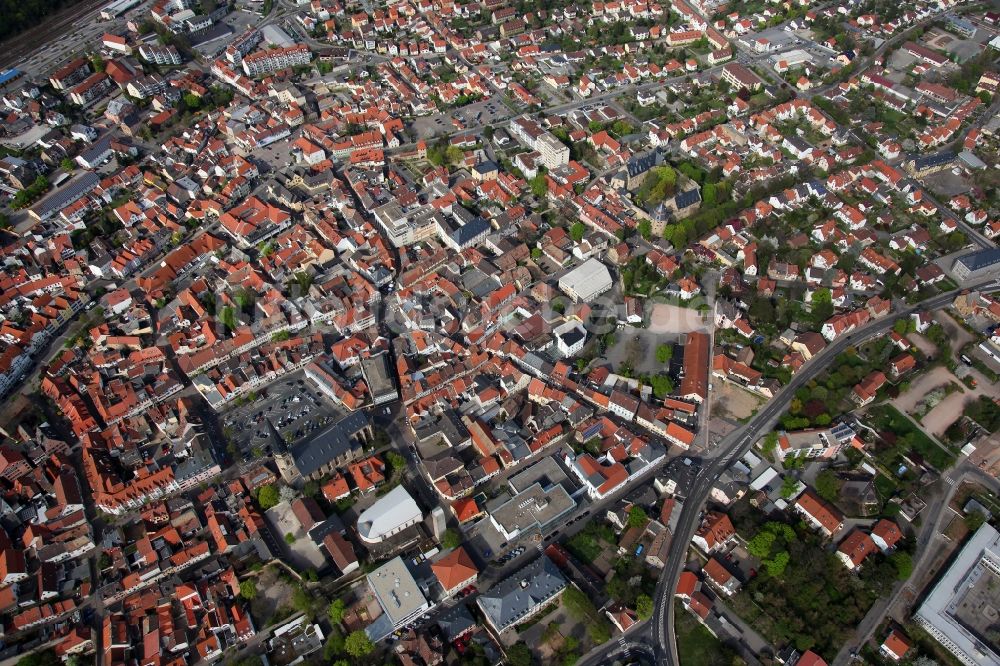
[490,482,575,537]
[914,523,1000,665]
[507,455,572,495]
[360,353,397,400]
[367,556,429,628]
[558,258,612,300]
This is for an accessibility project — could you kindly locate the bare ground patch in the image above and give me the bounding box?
[711,382,764,421]
[647,303,711,334]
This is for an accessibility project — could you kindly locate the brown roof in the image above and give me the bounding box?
[881,629,912,658]
[290,497,325,532]
[688,591,713,619]
[431,546,478,591]
[793,331,826,355]
[795,489,844,534]
[703,556,734,586]
[680,332,710,401]
[322,532,357,572]
[695,511,735,549]
[872,519,902,549]
[676,570,698,597]
[837,529,877,567]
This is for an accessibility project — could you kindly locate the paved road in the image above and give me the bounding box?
[578,276,1000,666]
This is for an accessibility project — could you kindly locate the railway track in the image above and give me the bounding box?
[0,0,109,70]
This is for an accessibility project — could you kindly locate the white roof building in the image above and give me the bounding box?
[914,523,1000,665]
[364,556,430,641]
[558,258,613,302]
[356,485,423,543]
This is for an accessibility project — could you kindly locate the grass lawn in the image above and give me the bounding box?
[565,521,615,563]
[565,531,602,563]
[873,474,897,500]
[869,404,956,470]
[675,601,739,666]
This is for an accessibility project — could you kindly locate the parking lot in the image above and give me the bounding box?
[221,369,346,464]
[410,97,511,140]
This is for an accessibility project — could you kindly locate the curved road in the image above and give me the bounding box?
[579,276,1000,666]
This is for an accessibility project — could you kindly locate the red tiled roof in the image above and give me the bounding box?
[431,546,478,592]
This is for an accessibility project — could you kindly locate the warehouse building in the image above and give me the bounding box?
[558,258,613,302]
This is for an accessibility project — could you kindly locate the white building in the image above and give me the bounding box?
[365,557,430,641]
[553,320,586,356]
[914,524,1000,665]
[558,258,613,302]
[537,133,570,169]
[356,485,423,543]
[139,44,183,65]
[242,44,311,76]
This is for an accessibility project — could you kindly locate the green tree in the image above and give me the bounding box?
[761,432,779,457]
[811,288,833,324]
[780,476,799,499]
[636,594,653,620]
[221,306,237,331]
[441,528,462,550]
[239,579,257,600]
[257,484,280,509]
[891,551,913,580]
[655,344,673,364]
[588,622,611,644]
[569,221,586,242]
[764,550,790,576]
[628,505,648,528]
[445,145,464,165]
[747,530,776,558]
[507,642,533,666]
[323,629,345,659]
[649,374,674,399]
[284,532,296,544]
[702,182,717,206]
[667,223,688,248]
[814,470,841,503]
[344,630,374,658]
[60,157,75,171]
[610,120,634,136]
[637,219,652,240]
[385,450,406,475]
[183,93,201,110]
[328,598,345,625]
[531,174,548,199]
[16,651,59,666]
